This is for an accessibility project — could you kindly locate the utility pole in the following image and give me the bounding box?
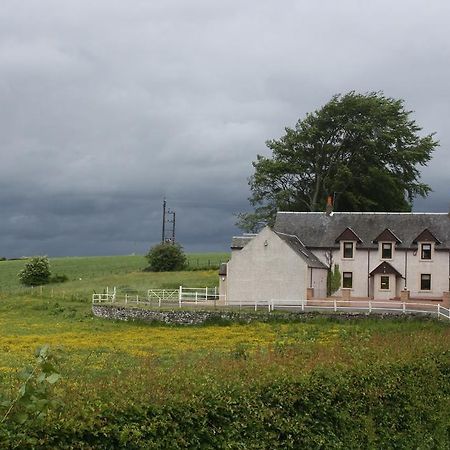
[161,199,176,244]
[168,210,176,243]
[161,198,166,244]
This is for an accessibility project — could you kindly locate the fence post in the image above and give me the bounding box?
[195,292,198,304]
[334,298,337,312]
[179,286,182,301]
[205,287,208,301]
[125,294,128,304]
[255,301,257,311]
[369,300,372,313]
[402,302,406,314]
[437,303,440,318]
[301,298,304,312]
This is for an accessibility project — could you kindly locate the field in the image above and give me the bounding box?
[0,253,228,293]
[0,254,449,448]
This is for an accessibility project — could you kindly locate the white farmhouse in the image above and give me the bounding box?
[220,212,450,305]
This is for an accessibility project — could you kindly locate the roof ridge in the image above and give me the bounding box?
[277,211,448,215]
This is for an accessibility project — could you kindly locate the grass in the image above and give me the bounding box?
[0,253,449,447]
[0,252,229,293]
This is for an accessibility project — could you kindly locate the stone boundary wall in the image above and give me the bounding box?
[91,305,432,325]
[92,305,301,325]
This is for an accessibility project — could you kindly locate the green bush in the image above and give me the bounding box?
[145,243,187,272]
[1,352,448,448]
[17,256,51,286]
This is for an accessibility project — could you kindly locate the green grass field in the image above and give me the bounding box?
[0,252,229,293]
[0,253,449,448]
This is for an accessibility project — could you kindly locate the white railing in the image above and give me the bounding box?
[92,287,116,303]
[91,288,449,320]
[268,298,450,319]
[93,286,224,307]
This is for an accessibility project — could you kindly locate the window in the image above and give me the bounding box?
[381,243,392,259]
[343,242,354,259]
[380,275,390,290]
[343,272,353,288]
[420,274,431,290]
[421,243,432,260]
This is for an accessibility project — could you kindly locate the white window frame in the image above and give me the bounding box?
[420,243,432,260]
[420,274,431,291]
[342,272,353,289]
[380,275,390,290]
[342,242,354,259]
[381,242,393,260]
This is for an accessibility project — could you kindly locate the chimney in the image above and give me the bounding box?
[326,195,333,216]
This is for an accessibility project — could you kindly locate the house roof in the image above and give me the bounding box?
[275,232,328,269]
[412,228,442,244]
[335,227,363,243]
[231,235,255,249]
[370,261,403,278]
[274,212,450,250]
[373,228,402,244]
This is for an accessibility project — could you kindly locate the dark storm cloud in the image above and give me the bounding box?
[0,0,448,257]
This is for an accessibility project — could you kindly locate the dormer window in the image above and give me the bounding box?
[373,229,401,261]
[413,229,441,261]
[421,243,432,260]
[343,242,354,259]
[381,243,392,259]
[335,228,361,260]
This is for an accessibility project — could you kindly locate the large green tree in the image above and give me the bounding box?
[238,92,438,231]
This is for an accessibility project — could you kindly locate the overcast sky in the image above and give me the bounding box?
[0,0,449,257]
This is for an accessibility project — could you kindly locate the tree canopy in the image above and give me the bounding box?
[18,256,51,286]
[145,243,187,272]
[237,92,438,231]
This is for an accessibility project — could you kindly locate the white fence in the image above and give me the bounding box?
[92,287,117,303]
[92,286,225,307]
[91,287,450,320]
[268,298,450,320]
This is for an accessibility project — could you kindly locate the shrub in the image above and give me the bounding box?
[18,256,51,286]
[145,243,187,272]
[327,263,341,295]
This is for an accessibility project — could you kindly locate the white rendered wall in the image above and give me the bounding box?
[406,247,449,298]
[227,227,308,304]
[312,243,450,299]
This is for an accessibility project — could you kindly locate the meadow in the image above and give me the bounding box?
[0,254,449,448]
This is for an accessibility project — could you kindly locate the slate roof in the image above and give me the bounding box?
[370,261,403,278]
[274,212,450,250]
[231,235,256,249]
[275,232,328,269]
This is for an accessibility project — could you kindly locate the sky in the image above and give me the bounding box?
[0,0,449,257]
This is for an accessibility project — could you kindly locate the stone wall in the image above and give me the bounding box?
[91,305,437,325]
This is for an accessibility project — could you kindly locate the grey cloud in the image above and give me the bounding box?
[0,0,448,257]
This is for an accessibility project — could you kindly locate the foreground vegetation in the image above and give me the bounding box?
[0,258,449,448]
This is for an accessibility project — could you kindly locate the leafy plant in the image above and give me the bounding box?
[145,243,187,272]
[327,264,341,295]
[18,256,51,286]
[1,345,63,425]
[238,91,438,229]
